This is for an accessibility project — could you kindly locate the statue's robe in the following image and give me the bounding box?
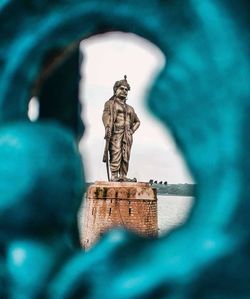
[102,97,140,176]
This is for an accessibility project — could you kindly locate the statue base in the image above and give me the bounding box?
[82,181,158,250]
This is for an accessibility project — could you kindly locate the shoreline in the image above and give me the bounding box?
[85,182,196,197]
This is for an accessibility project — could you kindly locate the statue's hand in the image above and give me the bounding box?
[105,127,111,139]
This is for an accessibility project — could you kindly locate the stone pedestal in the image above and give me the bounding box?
[82,181,158,249]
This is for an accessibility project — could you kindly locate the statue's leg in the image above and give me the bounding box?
[111,171,119,181]
[119,160,128,180]
[119,133,132,180]
[110,133,123,181]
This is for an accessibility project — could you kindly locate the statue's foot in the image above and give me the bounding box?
[128,178,137,182]
[111,177,119,182]
[111,172,119,182]
[119,177,137,182]
[117,177,125,182]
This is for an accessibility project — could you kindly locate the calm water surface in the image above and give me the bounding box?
[158,195,194,236]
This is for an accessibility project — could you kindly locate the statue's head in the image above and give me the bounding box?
[113,75,130,99]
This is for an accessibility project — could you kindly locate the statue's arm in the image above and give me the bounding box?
[102,101,112,139]
[132,112,140,133]
[102,101,110,128]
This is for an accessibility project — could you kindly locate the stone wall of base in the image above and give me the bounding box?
[82,181,158,249]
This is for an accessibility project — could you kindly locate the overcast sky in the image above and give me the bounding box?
[79,32,193,184]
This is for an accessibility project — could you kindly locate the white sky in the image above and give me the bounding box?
[79,32,193,184]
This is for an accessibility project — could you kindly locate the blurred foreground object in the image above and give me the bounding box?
[1,0,250,298]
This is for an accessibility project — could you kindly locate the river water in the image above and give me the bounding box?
[158,195,194,236]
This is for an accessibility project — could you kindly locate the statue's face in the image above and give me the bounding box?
[115,85,128,99]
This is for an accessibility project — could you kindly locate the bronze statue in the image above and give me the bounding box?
[102,76,140,182]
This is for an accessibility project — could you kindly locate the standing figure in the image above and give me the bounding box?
[102,76,140,182]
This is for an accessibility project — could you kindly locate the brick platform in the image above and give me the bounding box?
[82,181,158,249]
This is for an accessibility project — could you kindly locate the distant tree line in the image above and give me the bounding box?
[149,180,167,185]
[85,182,195,196]
[151,182,195,196]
